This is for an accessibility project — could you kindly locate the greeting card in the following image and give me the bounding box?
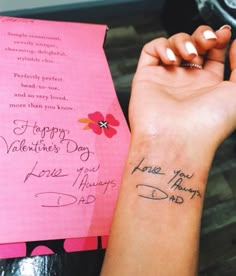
[0,16,130,258]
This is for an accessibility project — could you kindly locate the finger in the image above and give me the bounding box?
[191,25,218,55]
[229,39,236,82]
[204,25,231,77]
[136,37,178,70]
[168,32,204,67]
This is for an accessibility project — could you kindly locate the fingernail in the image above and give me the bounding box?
[219,24,231,30]
[203,30,217,40]
[166,48,176,61]
[185,42,198,55]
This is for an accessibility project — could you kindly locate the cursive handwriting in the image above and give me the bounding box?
[168,169,194,184]
[170,179,201,199]
[136,184,168,200]
[72,165,100,186]
[24,161,68,183]
[73,166,115,194]
[35,192,96,207]
[0,136,60,154]
[136,184,184,204]
[24,161,115,196]
[132,160,201,204]
[60,138,94,161]
[78,174,115,194]
[168,169,200,199]
[131,158,165,176]
[13,119,69,141]
[0,135,94,161]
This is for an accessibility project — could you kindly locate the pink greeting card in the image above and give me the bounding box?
[0,16,130,258]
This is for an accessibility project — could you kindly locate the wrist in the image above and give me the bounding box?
[104,133,211,276]
[129,132,215,170]
[124,133,215,207]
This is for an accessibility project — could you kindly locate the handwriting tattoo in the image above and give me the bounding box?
[131,158,165,175]
[133,159,201,205]
[168,170,201,199]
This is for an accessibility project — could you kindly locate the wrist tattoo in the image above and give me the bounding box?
[132,158,201,205]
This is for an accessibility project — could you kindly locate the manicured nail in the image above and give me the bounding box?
[219,24,231,30]
[166,48,176,61]
[203,30,217,40]
[185,42,198,55]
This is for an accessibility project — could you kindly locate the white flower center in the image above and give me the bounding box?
[98,120,108,128]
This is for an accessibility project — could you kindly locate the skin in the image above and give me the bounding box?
[101,25,236,275]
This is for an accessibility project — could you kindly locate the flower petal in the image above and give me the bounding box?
[104,126,117,138]
[88,122,102,135]
[106,114,120,126]
[88,111,104,122]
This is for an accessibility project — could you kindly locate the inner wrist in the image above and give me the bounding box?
[125,134,215,205]
[129,132,215,168]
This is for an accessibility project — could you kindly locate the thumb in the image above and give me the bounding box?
[204,26,231,77]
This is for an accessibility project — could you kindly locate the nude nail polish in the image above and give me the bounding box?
[219,25,231,30]
[166,48,176,61]
[203,30,217,40]
[185,42,198,55]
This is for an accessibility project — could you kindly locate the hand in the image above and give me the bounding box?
[101,25,235,276]
[129,25,235,155]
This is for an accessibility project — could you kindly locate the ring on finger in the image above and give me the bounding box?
[181,62,203,70]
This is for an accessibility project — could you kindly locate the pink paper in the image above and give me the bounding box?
[0,242,26,259]
[0,16,130,247]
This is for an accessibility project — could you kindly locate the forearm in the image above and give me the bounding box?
[101,135,214,276]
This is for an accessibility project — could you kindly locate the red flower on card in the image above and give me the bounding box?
[78,111,120,138]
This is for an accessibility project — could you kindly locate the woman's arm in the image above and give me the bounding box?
[102,137,212,275]
[101,25,236,275]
